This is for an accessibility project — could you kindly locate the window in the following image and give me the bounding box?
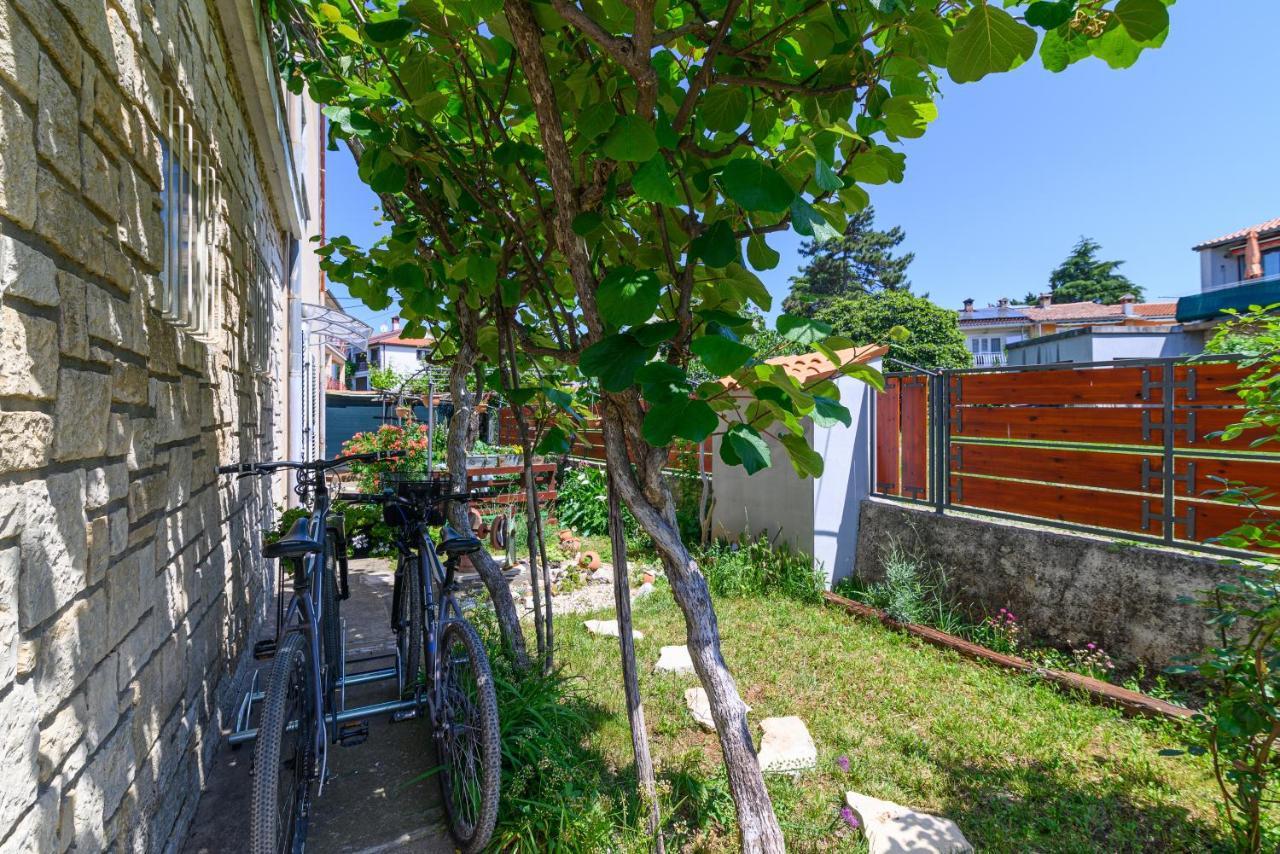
[416,347,430,361]
[1265,249,1280,278]
[969,336,1005,354]
[370,347,381,368]
[158,89,218,340]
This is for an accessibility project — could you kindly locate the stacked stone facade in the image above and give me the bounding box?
[0,0,292,849]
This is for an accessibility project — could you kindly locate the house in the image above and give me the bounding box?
[0,1,321,848]
[958,294,1181,366]
[711,345,886,587]
[348,316,433,390]
[1177,217,1280,325]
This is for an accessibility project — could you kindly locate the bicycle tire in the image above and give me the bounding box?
[435,619,500,853]
[322,533,341,692]
[250,632,315,854]
[396,554,423,696]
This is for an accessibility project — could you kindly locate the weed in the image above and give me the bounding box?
[699,532,824,603]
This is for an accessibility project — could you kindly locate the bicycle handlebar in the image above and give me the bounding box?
[216,450,407,478]
[336,490,476,506]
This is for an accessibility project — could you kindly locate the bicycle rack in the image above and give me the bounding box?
[228,621,423,748]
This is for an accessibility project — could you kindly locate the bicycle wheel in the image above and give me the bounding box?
[395,554,423,695]
[435,619,500,853]
[250,632,315,854]
[321,534,341,691]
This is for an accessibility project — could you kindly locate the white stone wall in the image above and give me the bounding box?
[0,1,289,850]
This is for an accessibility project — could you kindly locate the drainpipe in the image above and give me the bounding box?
[287,237,304,504]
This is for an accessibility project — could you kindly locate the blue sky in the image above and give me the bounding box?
[325,0,1280,331]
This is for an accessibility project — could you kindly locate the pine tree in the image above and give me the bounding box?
[782,206,913,317]
[1027,236,1144,304]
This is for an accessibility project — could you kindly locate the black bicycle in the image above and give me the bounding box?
[342,471,501,853]
[220,451,391,853]
[220,455,500,854]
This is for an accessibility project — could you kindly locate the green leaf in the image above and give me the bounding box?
[390,262,424,292]
[720,158,795,213]
[791,197,841,242]
[814,157,844,192]
[597,267,661,328]
[881,96,937,139]
[701,85,750,133]
[746,234,780,271]
[603,116,658,162]
[1038,26,1091,72]
[1113,0,1169,43]
[811,395,851,428]
[780,433,824,478]
[576,102,617,140]
[369,157,406,193]
[1025,0,1075,30]
[579,333,656,392]
[691,334,754,377]
[692,220,737,268]
[643,397,718,446]
[632,155,681,206]
[722,424,771,475]
[1089,23,1141,69]
[631,321,680,346]
[535,426,571,455]
[777,313,832,345]
[635,362,689,401]
[946,4,1037,84]
[572,211,602,235]
[364,17,414,45]
[467,254,497,290]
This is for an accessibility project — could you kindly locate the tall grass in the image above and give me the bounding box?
[699,532,825,603]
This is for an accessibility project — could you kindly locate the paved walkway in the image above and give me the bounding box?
[182,559,453,854]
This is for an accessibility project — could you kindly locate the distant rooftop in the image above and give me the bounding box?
[957,299,1176,326]
[1192,217,1280,251]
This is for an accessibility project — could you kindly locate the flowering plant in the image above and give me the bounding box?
[341,423,432,492]
[1070,642,1115,680]
[978,608,1022,655]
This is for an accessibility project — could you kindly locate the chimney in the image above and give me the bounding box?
[997,297,1010,310]
[962,298,974,314]
[1119,293,1135,316]
[391,316,400,332]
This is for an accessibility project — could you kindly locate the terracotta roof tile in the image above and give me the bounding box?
[368,329,434,347]
[721,344,887,389]
[1193,217,1280,251]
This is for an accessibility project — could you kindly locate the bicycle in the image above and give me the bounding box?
[341,471,501,853]
[220,455,500,854]
[218,450,396,853]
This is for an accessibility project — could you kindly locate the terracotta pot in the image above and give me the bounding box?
[468,507,484,533]
[578,550,601,571]
[557,529,576,543]
[563,537,581,554]
[642,572,656,585]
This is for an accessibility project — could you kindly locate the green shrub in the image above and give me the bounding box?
[554,465,610,537]
[700,533,824,603]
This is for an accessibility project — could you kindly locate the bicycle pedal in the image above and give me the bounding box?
[337,721,369,747]
[391,708,418,723]
[253,639,277,660]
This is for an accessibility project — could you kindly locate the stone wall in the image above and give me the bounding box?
[854,498,1227,671]
[0,1,288,850]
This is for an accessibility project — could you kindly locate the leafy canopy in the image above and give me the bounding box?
[812,289,973,371]
[1028,235,1145,304]
[783,205,914,317]
[274,0,1171,481]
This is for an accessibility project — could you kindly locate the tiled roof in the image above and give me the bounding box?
[368,329,433,347]
[1021,301,1176,323]
[721,344,888,389]
[1193,217,1280,251]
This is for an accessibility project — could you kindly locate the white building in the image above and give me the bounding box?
[349,316,433,390]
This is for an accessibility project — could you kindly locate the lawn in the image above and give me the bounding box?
[546,588,1227,852]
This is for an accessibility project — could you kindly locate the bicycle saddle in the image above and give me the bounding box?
[264,517,323,559]
[439,526,482,557]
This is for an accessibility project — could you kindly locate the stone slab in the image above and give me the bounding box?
[684,686,749,732]
[845,791,974,854]
[757,716,816,773]
[653,644,695,675]
[582,619,643,640]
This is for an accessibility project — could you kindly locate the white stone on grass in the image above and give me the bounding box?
[844,791,973,854]
[757,716,817,773]
[583,619,643,640]
[684,687,749,732]
[633,582,655,599]
[588,567,612,584]
[653,644,695,675]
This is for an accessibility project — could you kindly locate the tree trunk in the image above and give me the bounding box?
[607,476,663,852]
[598,410,785,854]
[501,1,784,845]
[444,316,530,673]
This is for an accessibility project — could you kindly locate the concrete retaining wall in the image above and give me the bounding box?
[854,498,1227,671]
[0,1,288,849]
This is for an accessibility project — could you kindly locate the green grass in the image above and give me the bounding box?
[545,588,1228,852]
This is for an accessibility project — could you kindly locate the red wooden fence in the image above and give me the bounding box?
[875,360,1280,552]
[497,405,713,472]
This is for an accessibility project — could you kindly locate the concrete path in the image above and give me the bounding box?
[182,559,453,854]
